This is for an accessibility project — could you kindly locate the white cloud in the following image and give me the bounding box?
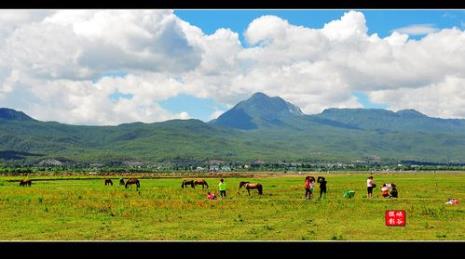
[209,110,225,120]
[0,72,187,125]
[0,10,51,42]
[2,10,465,125]
[178,112,190,120]
[393,24,439,36]
[2,10,201,81]
[321,10,368,41]
[368,76,465,119]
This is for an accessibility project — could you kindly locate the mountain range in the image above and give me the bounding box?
[2,92,465,165]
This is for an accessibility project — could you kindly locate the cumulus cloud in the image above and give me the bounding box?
[368,76,465,119]
[209,110,225,120]
[2,10,201,81]
[178,112,191,120]
[393,24,439,36]
[1,10,465,124]
[0,10,51,43]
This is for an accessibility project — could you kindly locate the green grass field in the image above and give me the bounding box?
[0,172,464,240]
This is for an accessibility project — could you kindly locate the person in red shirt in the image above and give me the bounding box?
[207,192,217,200]
[304,176,315,199]
[381,183,390,198]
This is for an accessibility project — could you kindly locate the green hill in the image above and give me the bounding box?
[2,93,465,165]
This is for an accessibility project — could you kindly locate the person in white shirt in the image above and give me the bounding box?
[367,176,375,198]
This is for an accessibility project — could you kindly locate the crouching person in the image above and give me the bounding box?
[207,191,217,200]
[389,184,398,198]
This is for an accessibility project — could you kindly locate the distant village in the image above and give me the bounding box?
[2,157,465,174]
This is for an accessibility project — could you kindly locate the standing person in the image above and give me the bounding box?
[367,176,375,198]
[218,178,227,198]
[304,176,311,199]
[309,177,315,199]
[317,176,327,199]
[305,176,315,199]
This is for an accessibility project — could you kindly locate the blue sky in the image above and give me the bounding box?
[175,10,465,42]
[151,10,464,121]
[159,94,229,120]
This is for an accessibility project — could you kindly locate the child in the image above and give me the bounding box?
[445,198,459,205]
[218,178,227,198]
[381,183,390,198]
[207,192,217,200]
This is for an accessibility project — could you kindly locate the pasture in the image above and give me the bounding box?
[0,172,464,240]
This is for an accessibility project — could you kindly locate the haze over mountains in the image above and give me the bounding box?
[2,92,465,165]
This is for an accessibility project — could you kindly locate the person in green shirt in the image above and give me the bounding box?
[218,178,227,198]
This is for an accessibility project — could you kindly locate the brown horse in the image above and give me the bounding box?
[19,179,32,187]
[104,179,113,186]
[181,179,209,189]
[239,181,263,195]
[194,179,209,189]
[125,178,140,190]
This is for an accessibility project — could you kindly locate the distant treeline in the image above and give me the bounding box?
[1,162,465,174]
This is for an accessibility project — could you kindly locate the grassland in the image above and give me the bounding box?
[0,172,464,240]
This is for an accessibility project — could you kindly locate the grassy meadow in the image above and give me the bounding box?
[0,172,464,240]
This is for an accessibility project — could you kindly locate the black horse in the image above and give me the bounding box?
[104,179,113,186]
[119,178,125,186]
[238,181,263,195]
[181,180,195,188]
[125,178,140,190]
[19,179,32,187]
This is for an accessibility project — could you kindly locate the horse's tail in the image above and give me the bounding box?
[181,182,184,188]
[136,180,140,188]
[204,180,209,188]
[257,184,263,195]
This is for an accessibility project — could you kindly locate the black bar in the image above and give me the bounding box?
[2,0,465,9]
[0,242,464,256]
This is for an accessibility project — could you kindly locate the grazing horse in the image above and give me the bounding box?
[239,181,263,195]
[181,180,195,189]
[19,179,32,187]
[193,179,209,189]
[119,178,125,186]
[104,179,113,186]
[125,178,140,190]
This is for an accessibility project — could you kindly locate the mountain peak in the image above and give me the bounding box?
[211,92,303,130]
[249,92,269,100]
[396,109,427,118]
[244,92,303,116]
[0,108,34,121]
